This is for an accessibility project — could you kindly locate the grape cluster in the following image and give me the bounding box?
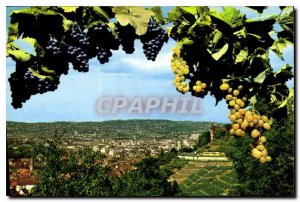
[9,61,59,109]
[68,26,90,47]
[46,37,62,55]
[67,46,89,72]
[192,80,208,95]
[66,25,90,72]
[10,20,171,109]
[115,24,136,54]
[140,17,168,61]
[88,23,116,64]
[220,82,272,163]
[171,47,190,93]
[96,47,112,64]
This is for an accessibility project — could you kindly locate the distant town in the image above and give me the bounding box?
[7,120,228,196]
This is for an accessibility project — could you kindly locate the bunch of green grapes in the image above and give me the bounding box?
[220,82,272,164]
[171,47,190,94]
[192,80,208,95]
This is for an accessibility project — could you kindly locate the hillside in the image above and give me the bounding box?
[6,120,223,138]
[178,162,239,196]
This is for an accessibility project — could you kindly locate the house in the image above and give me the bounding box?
[11,178,37,195]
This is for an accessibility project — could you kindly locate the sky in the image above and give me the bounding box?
[6,6,294,123]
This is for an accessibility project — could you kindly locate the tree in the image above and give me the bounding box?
[198,130,210,147]
[112,156,179,197]
[31,133,113,196]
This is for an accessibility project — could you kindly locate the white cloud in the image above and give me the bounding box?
[120,51,172,73]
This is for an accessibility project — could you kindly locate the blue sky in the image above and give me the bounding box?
[6,6,294,123]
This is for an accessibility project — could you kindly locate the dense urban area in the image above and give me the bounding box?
[7,120,236,196]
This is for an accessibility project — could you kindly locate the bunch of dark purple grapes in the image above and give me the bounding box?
[9,61,59,109]
[140,17,169,61]
[65,25,90,72]
[115,23,136,54]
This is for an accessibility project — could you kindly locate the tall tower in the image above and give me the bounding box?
[210,123,215,142]
[29,158,34,171]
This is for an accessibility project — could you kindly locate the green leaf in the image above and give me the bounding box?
[179,6,198,15]
[274,64,294,82]
[61,7,78,13]
[21,37,37,48]
[211,43,229,61]
[210,7,245,28]
[41,66,56,74]
[250,95,257,105]
[278,88,294,108]
[270,94,277,103]
[7,46,32,62]
[233,27,246,38]
[181,37,194,46]
[9,7,65,45]
[92,7,110,22]
[278,8,294,30]
[113,6,154,35]
[29,68,47,79]
[188,15,211,34]
[254,69,268,83]
[270,38,293,60]
[107,22,118,38]
[7,21,19,43]
[148,7,164,24]
[166,7,180,23]
[62,18,74,31]
[212,29,222,46]
[235,49,248,64]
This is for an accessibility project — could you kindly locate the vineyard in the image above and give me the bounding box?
[170,161,238,196]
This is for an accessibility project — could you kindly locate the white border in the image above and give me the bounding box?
[1,1,299,201]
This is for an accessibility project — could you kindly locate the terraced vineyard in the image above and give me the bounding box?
[180,164,238,196]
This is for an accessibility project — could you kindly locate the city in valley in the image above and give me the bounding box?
[7,120,232,196]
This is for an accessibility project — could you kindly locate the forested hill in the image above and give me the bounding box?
[7,120,223,138]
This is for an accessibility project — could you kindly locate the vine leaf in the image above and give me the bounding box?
[179,6,198,15]
[8,21,19,43]
[62,18,74,31]
[29,68,54,80]
[147,6,164,24]
[235,49,248,64]
[274,64,293,83]
[7,43,32,62]
[270,38,293,60]
[182,37,194,46]
[250,95,257,105]
[61,7,78,13]
[166,7,180,23]
[92,7,110,22]
[22,37,37,48]
[211,43,228,61]
[188,15,211,34]
[10,8,65,45]
[212,30,222,46]
[210,7,245,28]
[41,66,56,74]
[113,6,154,35]
[278,88,294,108]
[254,69,268,83]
